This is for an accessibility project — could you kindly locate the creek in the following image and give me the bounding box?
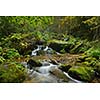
[23,45,83,83]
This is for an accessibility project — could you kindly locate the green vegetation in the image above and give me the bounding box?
[0,16,100,82]
[0,62,26,83]
[68,66,95,82]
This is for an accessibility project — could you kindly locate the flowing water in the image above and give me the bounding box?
[24,45,83,83]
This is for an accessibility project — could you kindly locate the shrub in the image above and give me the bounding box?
[0,56,5,63]
[0,62,27,83]
[3,48,20,59]
[86,47,100,59]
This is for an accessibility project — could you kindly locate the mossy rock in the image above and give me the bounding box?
[48,39,69,52]
[64,43,75,53]
[68,66,95,82]
[59,64,72,72]
[0,62,27,83]
[27,59,42,69]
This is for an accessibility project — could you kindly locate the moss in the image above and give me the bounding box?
[77,54,88,62]
[48,39,77,53]
[77,54,98,67]
[48,39,68,52]
[27,59,42,69]
[86,47,100,59]
[0,56,5,63]
[68,66,95,82]
[0,62,27,83]
[81,61,90,66]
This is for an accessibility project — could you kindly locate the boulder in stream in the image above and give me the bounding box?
[68,66,95,82]
[27,59,42,69]
[48,39,68,53]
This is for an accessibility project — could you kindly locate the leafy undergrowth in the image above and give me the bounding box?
[0,32,100,83]
[48,35,91,54]
[0,61,27,83]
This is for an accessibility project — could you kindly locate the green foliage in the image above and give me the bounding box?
[0,47,3,55]
[0,16,54,37]
[4,48,20,59]
[0,62,27,83]
[0,48,20,59]
[49,16,100,40]
[70,39,91,53]
[68,66,95,82]
[0,33,36,55]
[0,16,100,40]
[0,16,100,83]
[86,47,100,59]
[0,56,5,63]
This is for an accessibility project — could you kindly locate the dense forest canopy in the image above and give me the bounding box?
[0,16,100,40]
[1,16,100,83]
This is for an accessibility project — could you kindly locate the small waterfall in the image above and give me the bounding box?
[37,61,57,74]
[31,45,55,56]
[31,45,43,56]
[23,45,84,83]
[23,59,83,83]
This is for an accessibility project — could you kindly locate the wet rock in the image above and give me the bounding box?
[48,39,68,52]
[37,50,46,56]
[31,45,55,56]
[36,62,57,74]
[49,68,69,82]
[35,40,46,45]
[21,62,28,68]
[41,61,50,66]
[27,59,42,69]
[24,71,58,83]
[36,66,53,74]
[68,66,95,82]
[59,64,72,72]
